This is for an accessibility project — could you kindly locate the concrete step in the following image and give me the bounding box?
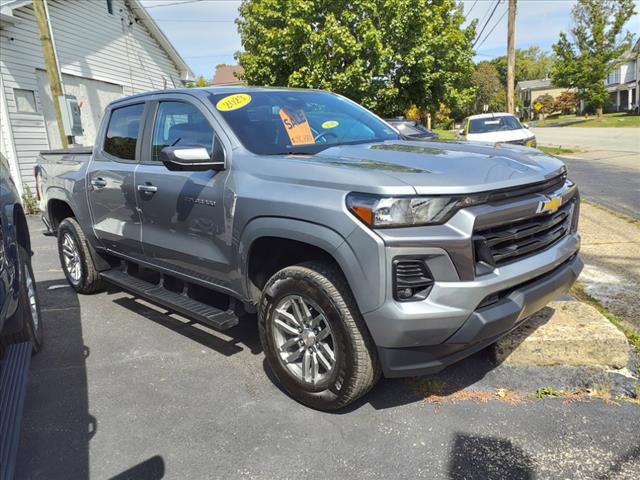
[494,300,630,369]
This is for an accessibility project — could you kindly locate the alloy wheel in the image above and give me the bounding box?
[271,295,336,385]
[62,232,82,283]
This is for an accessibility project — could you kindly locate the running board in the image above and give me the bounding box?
[100,270,239,330]
[1,341,32,480]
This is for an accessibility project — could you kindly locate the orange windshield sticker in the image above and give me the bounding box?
[279,108,315,146]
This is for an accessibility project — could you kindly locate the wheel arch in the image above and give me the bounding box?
[240,217,379,313]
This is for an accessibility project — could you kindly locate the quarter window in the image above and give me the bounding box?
[104,104,144,160]
[152,101,215,162]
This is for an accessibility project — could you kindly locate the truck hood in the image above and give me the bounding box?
[251,140,566,196]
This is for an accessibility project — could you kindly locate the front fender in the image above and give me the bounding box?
[238,217,385,314]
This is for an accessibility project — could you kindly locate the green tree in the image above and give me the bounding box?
[551,0,636,116]
[470,62,503,113]
[186,74,208,88]
[235,0,476,117]
[490,46,555,86]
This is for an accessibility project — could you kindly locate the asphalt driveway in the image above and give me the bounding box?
[17,217,640,480]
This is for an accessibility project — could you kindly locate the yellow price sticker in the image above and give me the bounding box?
[216,93,252,112]
[321,120,339,129]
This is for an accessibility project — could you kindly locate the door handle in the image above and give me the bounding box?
[90,178,107,188]
[137,184,158,193]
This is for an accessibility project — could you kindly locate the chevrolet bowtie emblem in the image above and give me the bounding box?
[537,195,562,214]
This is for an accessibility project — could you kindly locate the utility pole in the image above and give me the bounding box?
[506,0,517,114]
[33,0,68,148]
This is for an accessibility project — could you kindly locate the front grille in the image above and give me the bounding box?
[393,259,434,301]
[474,199,575,269]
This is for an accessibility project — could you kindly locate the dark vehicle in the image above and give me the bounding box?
[1,153,42,480]
[0,153,42,353]
[37,87,581,411]
[385,118,438,139]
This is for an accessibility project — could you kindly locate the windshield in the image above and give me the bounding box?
[209,91,399,155]
[468,115,523,134]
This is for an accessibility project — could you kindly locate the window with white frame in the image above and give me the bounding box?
[607,68,621,85]
[14,89,37,113]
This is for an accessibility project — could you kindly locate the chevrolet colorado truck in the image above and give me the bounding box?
[36,87,582,410]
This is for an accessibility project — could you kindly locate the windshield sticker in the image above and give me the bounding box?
[279,108,315,145]
[216,94,252,112]
[484,119,501,125]
[321,120,339,129]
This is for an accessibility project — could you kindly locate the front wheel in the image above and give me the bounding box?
[259,261,380,410]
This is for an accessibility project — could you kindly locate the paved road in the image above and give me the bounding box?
[530,127,640,153]
[561,152,640,219]
[530,126,639,218]
[17,218,640,480]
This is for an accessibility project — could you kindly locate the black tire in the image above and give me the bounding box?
[57,217,103,293]
[14,245,43,353]
[259,261,380,411]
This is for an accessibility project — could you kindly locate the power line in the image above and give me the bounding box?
[467,0,480,17]
[475,0,494,29]
[472,0,502,49]
[145,0,206,8]
[475,7,508,51]
[144,0,240,7]
[154,18,236,22]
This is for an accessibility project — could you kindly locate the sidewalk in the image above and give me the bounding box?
[577,202,640,330]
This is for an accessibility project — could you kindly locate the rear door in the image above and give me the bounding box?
[134,94,235,290]
[86,101,145,257]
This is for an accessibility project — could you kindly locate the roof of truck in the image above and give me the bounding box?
[107,86,334,107]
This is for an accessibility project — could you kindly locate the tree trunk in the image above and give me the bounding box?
[596,107,603,117]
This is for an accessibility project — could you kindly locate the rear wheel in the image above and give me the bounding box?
[57,217,103,293]
[259,261,380,410]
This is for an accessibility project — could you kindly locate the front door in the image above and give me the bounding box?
[135,96,234,290]
[87,102,144,257]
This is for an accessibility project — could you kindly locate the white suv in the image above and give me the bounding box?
[459,112,536,147]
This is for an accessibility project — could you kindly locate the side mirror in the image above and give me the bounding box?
[160,143,225,172]
[458,128,465,136]
[523,123,530,129]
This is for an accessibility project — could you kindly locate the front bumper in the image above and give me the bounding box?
[377,253,583,377]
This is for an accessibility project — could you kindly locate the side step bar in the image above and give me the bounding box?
[1,341,32,480]
[101,270,239,330]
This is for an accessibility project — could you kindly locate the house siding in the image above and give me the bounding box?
[0,0,183,190]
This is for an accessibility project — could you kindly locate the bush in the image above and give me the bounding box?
[21,185,39,215]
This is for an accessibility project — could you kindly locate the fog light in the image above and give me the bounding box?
[393,259,434,302]
[398,287,413,299]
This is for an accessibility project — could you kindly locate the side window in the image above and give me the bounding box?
[104,104,144,160]
[152,101,215,162]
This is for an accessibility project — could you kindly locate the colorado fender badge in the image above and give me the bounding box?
[537,195,562,214]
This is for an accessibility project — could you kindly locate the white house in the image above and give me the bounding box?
[0,0,193,193]
[605,39,639,112]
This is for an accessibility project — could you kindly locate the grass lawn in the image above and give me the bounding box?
[533,112,640,128]
[432,129,457,140]
[537,145,577,156]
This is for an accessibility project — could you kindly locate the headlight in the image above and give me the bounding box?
[346,193,488,228]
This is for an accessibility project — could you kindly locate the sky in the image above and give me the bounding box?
[140,0,640,79]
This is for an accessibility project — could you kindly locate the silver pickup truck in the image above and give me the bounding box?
[36,87,582,410]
